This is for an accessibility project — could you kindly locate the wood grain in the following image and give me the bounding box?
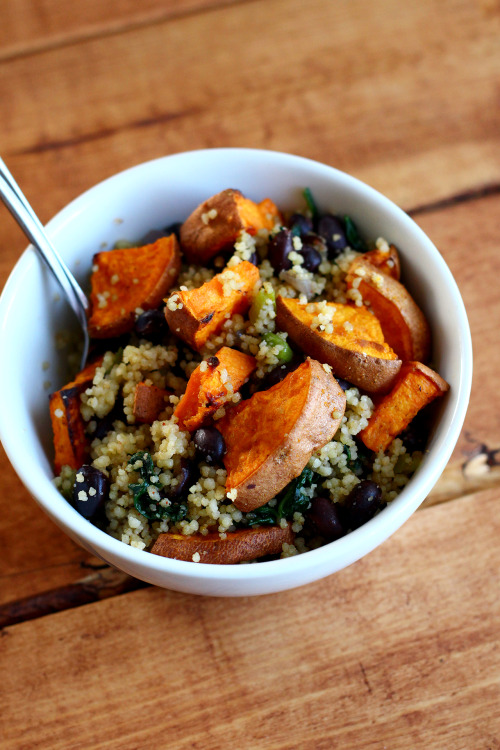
[0,0,247,61]
[413,192,500,464]
[0,445,98,606]
[1,487,499,749]
[0,0,498,239]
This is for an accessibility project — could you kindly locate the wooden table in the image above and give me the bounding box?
[1,2,499,747]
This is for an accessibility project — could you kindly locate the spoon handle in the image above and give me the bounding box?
[0,157,89,364]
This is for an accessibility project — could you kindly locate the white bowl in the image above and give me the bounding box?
[0,149,472,596]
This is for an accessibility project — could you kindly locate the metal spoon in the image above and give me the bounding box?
[0,156,90,368]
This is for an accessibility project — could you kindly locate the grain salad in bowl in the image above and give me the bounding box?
[51,186,449,565]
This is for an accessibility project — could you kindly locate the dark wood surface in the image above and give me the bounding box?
[1,1,499,747]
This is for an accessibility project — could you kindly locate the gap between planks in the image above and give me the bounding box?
[1,485,500,750]
[0,0,254,64]
[408,182,500,217]
[1,447,498,630]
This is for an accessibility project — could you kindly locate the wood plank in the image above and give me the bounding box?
[0,567,147,628]
[0,443,99,606]
[0,0,498,211]
[1,487,499,749]
[0,0,247,62]
[413,192,500,465]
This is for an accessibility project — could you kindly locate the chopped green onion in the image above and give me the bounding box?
[344,215,367,252]
[303,187,319,222]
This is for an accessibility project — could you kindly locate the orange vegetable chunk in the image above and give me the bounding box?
[180,189,281,264]
[276,296,401,394]
[88,234,181,338]
[346,259,431,362]
[165,260,259,350]
[349,244,401,280]
[359,361,450,453]
[218,358,346,512]
[174,347,256,430]
[133,382,171,424]
[49,357,103,474]
[151,524,294,564]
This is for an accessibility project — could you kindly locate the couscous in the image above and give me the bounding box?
[52,187,449,563]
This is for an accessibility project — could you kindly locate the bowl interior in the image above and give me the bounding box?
[0,149,472,595]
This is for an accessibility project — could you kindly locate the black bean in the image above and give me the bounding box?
[247,251,259,266]
[164,221,183,239]
[303,232,327,255]
[317,214,347,258]
[139,223,181,245]
[73,465,109,519]
[268,228,293,273]
[289,213,314,237]
[87,334,130,363]
[256,356,302,391]
[399,412,429,453]
[335,377,354,392]
[139,228,169,245]
[134,309,168,342]
[193,427,226,464]
[167,460,196,500]
[340,480,383,530]
[300,245,322,273]
[92,400,126,440]
[350,438,375,477]
[309,497,345,541]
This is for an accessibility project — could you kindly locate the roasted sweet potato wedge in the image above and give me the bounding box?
[346,259,431,362]
[151,524,294,564]
[88,234,181,338]
[174,347,256,430]
[218,358,346,512]
[133,382,171,424]
[49,357,103,473]
[180,189,281,264]
[350,244,400,280]
[359,361,449,452]
[165,260,260,350]
[276,296,402,394]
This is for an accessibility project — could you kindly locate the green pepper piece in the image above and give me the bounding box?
[249,284,276,326]
[262,332,293,363]
[113,239,137,249]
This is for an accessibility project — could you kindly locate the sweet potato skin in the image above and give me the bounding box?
[180,189,280,264]
[276,296,402,394]
[346,260,431,362]
[88,234,181,338]
[165,260,260,350]
[49,358,103,473]
[218,358,346,512]
[359,361,449,452]
[174,347,256,430]
[151,524,294,564]
[133,382,171,424]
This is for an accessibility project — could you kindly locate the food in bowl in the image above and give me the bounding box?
[51,186,449,564]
